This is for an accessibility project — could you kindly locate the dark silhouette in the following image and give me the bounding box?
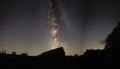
[0,51,6,55]
[21,53,28,56]
[84,49,102,56]
[104,22,120,56]
[40,47,65,57]
[11,51,16,55]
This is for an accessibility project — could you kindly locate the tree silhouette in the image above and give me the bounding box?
[1,50,6,55]
[104,22,120,55]
[21,53,28,56]
[11,51,16,55]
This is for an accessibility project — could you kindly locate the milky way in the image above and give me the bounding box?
[47,0,61,49]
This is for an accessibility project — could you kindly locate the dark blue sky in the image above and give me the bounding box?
[0,0,120,56]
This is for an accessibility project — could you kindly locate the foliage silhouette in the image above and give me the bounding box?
[104,22,120,56]
[11,51,16,55]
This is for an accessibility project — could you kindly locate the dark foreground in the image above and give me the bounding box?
[0,54,120,69]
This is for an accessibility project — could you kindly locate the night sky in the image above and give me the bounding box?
[0,0,120,56]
